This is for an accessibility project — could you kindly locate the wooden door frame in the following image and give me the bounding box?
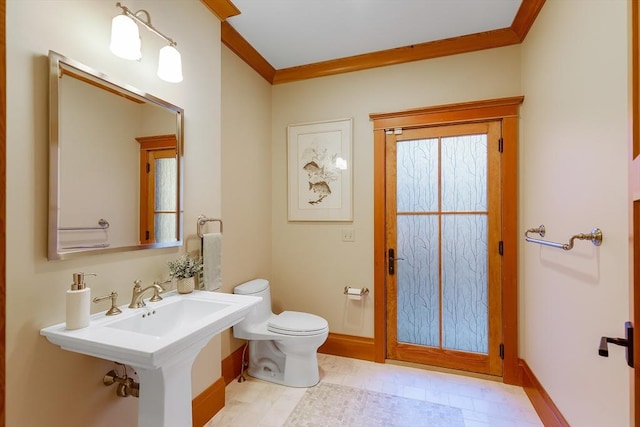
[136,135,178,244]
[370,96,524,385]
[1,0,6,423]
[631,0,639,424]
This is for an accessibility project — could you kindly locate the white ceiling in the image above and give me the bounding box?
[227,0,524,70]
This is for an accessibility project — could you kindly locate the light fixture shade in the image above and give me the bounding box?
[110,14,141,60]
[157,45,183,83]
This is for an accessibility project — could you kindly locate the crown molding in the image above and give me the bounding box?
[219,0,545,85]
[273,27,521,85]
[221,21,276,83]
[200,0,240,21]
[511,0,546,41]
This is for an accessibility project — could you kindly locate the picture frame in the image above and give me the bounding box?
[287,118,353,221]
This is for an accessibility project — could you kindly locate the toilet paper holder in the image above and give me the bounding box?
[343,286,369,296]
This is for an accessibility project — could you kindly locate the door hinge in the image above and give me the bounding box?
[146,162,150,173]
[145,230,150,240]
[499,343,505,359]
[385,128,403,135]
[498,240,504,255]
[498,137,504,153]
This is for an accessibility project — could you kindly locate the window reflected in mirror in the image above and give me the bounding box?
[137,135,178,244]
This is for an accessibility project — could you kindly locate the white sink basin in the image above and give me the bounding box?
[41,290,260,368]
[40,290,261,427]
[106,299,232,338]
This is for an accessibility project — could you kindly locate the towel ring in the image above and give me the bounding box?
[197,215,223,238]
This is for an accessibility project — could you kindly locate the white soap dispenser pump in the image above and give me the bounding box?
[65,272,95,330]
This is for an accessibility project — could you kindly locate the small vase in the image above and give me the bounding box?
[177,276,195,294]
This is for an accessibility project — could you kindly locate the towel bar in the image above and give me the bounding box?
[524,224,602,250]
[61,243,110,250]
[59,218,109,231]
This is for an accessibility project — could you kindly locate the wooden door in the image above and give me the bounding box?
[385,121,503,376]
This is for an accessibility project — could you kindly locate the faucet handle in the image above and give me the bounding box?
[149,283,163,302]
[93,291,122,316]
[154,279,172,291]
[133,279,142,289]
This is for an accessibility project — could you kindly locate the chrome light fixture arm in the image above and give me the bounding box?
[112,2,183,82]
[116,2,177,47]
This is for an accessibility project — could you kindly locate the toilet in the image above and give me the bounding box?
[233,278,329,387]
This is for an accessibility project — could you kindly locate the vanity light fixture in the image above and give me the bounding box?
[109,2,183,83]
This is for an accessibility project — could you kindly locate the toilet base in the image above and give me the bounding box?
[246,339,321,388]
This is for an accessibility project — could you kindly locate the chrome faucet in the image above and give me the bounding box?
[128,280,163,308]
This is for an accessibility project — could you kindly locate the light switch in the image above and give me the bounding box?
[342,228,355,242]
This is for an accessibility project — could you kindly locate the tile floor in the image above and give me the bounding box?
[207,354,543,427]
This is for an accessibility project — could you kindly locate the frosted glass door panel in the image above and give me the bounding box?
[397,214,439,346]
[442,135,487,211]
[154,157,177,242]
[396,138,438,212]
[155,214,177,243]
[442,214,488,353]
[396,134,489,354]
[155,158,177,211]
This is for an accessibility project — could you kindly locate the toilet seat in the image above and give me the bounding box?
[268,311,329,336]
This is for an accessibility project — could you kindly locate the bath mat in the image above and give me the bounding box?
[283,382,465,427]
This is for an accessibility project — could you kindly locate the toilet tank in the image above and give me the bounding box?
[233,279,272,323]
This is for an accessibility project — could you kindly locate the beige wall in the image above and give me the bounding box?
[220,45,273,356]
[7,1,222,425]
[520,1,630,426]
[224,4,633,424]
[270,47,521,337]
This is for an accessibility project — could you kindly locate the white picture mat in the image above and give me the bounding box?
[287,118,353,221]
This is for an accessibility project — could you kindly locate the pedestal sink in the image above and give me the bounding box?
[40,290,261,427]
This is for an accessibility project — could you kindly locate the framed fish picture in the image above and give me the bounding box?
[287,118,353,221]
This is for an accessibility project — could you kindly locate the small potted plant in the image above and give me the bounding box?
[168,254,203,294]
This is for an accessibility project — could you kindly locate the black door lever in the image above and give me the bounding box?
[388,249,404,275]
[598,321,634,368]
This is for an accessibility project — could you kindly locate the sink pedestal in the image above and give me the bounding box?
[40,291,261,427]
[135,346,202,427]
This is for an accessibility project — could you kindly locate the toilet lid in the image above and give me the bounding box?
[233,279,268,295]
[268,311,328,336]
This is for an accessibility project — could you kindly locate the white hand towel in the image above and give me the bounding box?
[203,232,222,291]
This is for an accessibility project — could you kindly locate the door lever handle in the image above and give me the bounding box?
[388,249,404,275]
[598,321,634,368]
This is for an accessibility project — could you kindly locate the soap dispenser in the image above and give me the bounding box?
[65,272,94,330]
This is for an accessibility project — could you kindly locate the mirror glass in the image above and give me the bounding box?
[48,51,184,260]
